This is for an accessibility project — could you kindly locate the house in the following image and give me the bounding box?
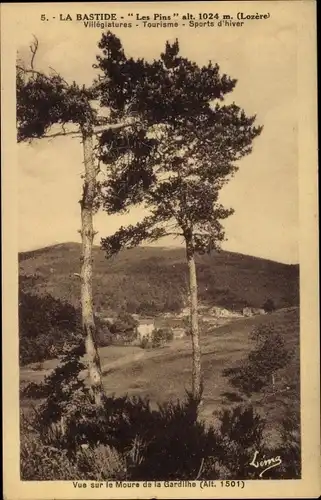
[136,318,155,342]
[252,308,266,315]
[102,317,115,324]
[209,306,242,319]
[172,327,186,339]
[242,307,266,317]
[242,307,253,317]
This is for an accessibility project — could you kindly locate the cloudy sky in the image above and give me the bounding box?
[16,3,298,263]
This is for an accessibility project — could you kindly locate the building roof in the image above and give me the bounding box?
[138,318,155,325]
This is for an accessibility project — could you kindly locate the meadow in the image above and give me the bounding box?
[21,306,300,448]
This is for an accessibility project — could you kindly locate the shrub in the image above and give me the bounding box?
[109,311,138,344]
[19,289,83,365]
[127,395,222,480]
[224,324,292,396]
[20,428,127,481]
[96,326,113,347]
[276,408,301,478]
[20,432,79,480]
[21,375,300,481]
[21,334,300,481]
[19,288,112,365]
[248,326,291,389]
[140,337,150,349]
[213,405,267,479]
[73,444,128,481]
[224,364,268,396]
[263,298,276,313]
[21,381,48,400]
[21,389,276,480]
[151,328,173,348]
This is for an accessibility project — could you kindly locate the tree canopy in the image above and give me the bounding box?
[97,36,262,255]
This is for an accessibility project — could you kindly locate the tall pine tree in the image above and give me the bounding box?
[17,33,187,403]
[98,37,263,401]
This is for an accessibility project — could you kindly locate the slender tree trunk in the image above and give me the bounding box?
[185,232,202,402]
[80,126,104,405]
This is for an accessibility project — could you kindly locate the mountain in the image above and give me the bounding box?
[19,242,299,314]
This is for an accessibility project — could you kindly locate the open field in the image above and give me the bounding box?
[21,306,300,446]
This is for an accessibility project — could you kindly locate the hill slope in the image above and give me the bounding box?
[19,243,299,314]
[21,307,300,446]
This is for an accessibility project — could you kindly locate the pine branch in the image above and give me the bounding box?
[41,120,140,140]
[48,66,70,86]
[92,121,137,135]
[166,232,183,237]
[101,215,169,257]
[16,66,51,79]
[43,129,82,139]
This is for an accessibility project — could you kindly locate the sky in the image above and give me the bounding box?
[16,3,299,264]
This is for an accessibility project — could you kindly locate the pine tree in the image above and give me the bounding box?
[99,38,263,401]
[17,43,106,404]
[16,33,177,404]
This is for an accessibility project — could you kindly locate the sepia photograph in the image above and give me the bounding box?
[2,1,319,499]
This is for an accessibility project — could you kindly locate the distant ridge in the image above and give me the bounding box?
[19,241,298,266]
[19,242,81,262]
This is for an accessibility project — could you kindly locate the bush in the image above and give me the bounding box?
[224,324,292,396]
[19,289,82,365]
[20,344,269,481]
[213,405,267,479]
[19,288,112,364]
[21,381,301,481]
[263,298,276,313]
[140,337,150,349]
[21,381,48,400]
[21,432,79,480]
[22,389,279,480]
[248,326,291,388]
[21,388,221,480]
[151,328,173,348]
[139,328,173,349]
[96,326,113,347]
[276,407,301,478]
[21,335,300,480]
[109,311,138,344]
[126,395,222,480]
[20,428,127,481]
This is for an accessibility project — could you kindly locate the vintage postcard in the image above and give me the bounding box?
[1,1,320,499]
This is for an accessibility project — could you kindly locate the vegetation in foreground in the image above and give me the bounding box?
[21,340,300,481]
[20,308,300,480]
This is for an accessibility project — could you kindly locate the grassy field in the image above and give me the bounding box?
[21,306,300,446]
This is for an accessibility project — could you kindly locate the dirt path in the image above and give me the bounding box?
[101,350,146,374]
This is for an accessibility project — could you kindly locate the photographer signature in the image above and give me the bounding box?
[249,450,282,477]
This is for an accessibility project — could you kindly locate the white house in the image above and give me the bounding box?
[242,307,266,317]
[136,318,155,342]
[172,327,186,339]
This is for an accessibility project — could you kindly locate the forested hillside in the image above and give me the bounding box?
[19,243,299,315]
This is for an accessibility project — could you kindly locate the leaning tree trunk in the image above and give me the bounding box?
[80,125,104,405]
[185,232,202,403]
